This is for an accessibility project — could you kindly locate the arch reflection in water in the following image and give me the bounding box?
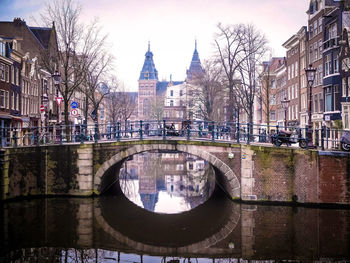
[119,151,216,213]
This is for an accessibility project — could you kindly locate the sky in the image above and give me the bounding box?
[0,0,310,91]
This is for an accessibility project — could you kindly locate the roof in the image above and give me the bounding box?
[29,27,52,48]
[156,81,184,96]
[186,40,204,80]
[139,42,158,80]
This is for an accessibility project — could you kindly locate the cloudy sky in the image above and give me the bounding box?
[0,0,310,91]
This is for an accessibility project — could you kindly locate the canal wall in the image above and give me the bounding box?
[0,141,349,205]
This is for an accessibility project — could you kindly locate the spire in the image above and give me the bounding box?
[186,39,204,81]
[139,42,158,80]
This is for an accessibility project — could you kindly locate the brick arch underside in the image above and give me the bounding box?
[94,143,240,198]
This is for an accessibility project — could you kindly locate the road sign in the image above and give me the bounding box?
[71,109,78,116]
[40,105,45,112]
[71,101,78,109]
[55,97,63,106]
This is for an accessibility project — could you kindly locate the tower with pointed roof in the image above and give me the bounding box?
[186,40,204,82]
[138,42,158,119]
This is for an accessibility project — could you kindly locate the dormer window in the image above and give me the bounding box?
[144,72,149,79]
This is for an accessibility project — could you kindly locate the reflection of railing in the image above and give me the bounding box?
[0,120,349,151]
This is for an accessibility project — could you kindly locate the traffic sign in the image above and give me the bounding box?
[55,97,63,106]
[40,105,45,112]
[71,109,78,116]
[71,101,78,109]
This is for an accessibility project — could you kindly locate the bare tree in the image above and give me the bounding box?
[191,59,226,121]
[39,0,112,140]
[214,23,268,124]
[147,95,165,121]
[236,24,268,125]
[81,18,114,125]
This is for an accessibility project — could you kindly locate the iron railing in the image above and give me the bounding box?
[0,119,347,151]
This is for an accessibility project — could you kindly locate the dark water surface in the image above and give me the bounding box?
[1,193,350,262]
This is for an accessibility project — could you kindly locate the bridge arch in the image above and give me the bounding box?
[94,142,240,198]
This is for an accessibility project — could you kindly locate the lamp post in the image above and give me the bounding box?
[305,64,316,147]
[52,70,61,142]
[52,70,61,123]
[281,97,290,129]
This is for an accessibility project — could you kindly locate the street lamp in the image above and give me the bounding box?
[305,64,316,147]
[52,70,61,123]
[281,97,290,129]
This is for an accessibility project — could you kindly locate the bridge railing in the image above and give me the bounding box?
[0,120,348,151]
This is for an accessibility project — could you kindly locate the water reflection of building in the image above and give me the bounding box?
[120,151,214,212]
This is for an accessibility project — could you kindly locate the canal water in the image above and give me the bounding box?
[0,151,350,262]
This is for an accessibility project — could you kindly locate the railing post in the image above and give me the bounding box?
[12,127,18,147]
[139,120,143,140]
[94,122,99,143]
[117,122,121,142]
[187,120,191,141]
[216,125,219,140]
[258,128,261,142]
[236,122,240,144]
[211,121,215,142]
[163,120,166,140]
[198,122,202,138]
[130,124,133,138]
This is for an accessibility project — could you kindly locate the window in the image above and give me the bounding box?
[309,24,313,38]
[180,90,183,96]
[291,64,294,78]
[170,100,174,106]
[295,62,298,77]
[0,64,4,81]
[325,87,332,112]
[334,85,340,111]
[330,23,337,39]
[295,84,298,98]
[318,65,323,85]
[270,110,276,121]
[343,77,347,97]
[318,17,322,33]
[319,92,324,112]
[5,65,9,82]
[314,20,318,35]
[319,40,323,57]
[309,45,313,64]
[343,105,349,129]
[314,93,319,113]
[270,95,276,105]
[170,90,173,97]
[314,42,318,60]
[334,55,339,73]
[325,54,331,76]
[0,90,5,107]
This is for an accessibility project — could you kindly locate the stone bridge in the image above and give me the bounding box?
[0,139,350,204]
